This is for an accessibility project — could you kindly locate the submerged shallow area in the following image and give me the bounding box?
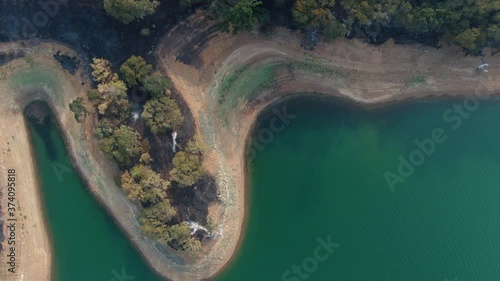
[28,96,500,281]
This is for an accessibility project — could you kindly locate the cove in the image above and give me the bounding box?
[217,96,500,281]
[27,95,500,281]
[26,106,164,281]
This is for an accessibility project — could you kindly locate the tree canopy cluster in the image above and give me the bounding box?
[68,55,208,253]
[170,140,205,187]
[104,0,160,24]
[142,91,184,134]
[210,0,267,34]
[204,0,499,52]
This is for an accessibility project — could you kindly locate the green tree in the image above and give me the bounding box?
[143,72,171,98]
[487,24,500,42]
[341,0,410,27]
[210,0,264,34]
[88,58,130,121]
[164,222,202,253]
[104,0,160,24]
[454,28,482,51]
[69,97,87,123]
[183,238,202,253]
[170,141,204,187]
[91,58,118,83]
[140,152,153,165]
[95,118,116,139]
[120,56,153,87]
[142,96,184,134]
[322,20,346,41]
[291,0,335,28]
[140,200,177,223]
[121,164,170,204]
[95,79,130,122]
[100,125,142,167]
[401,7,452,34]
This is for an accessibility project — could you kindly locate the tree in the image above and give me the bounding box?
[100,125,142,167]
[142,96,184,134]
[454,28,482,51]
[88,58,130,121]
[140,219,169,243]
[120,56,153,87]
[292,0,335,28]
[140,200,176,223]
[104,0,160,24]
[170,141,204,187]
[140,152,153,165]
[165,222,202,253]
[95,79,130,122]
[210,0,264,34]
[139,201,176,243]
[183,238,202,253]
[401,7,451,34]
[487,24,500,42]
[121,164,170,204]
[322,20,346,42]
[91,58,118,83]
[143,72,171,98]
[69,97,87,123]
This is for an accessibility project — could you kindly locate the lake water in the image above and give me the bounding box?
[27,114,163,281]
[28,96,500,281]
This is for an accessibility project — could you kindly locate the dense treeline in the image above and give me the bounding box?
[104,0,499,53]
[209,0,500,52]
[69,55,206,253]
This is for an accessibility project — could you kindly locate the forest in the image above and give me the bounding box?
[103,0,500,53]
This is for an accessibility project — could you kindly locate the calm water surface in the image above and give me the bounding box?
[28,97,500,281]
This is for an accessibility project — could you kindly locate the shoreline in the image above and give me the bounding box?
[208,87,500,279]
[22,108,56,281]
[157,12,500,280]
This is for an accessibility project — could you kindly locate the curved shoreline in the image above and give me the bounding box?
[157,12,500,280]
[1,13,500,281]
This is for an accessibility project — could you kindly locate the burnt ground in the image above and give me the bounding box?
[0,0,188,66]
[0,49,25,66]
[168,175,218,225]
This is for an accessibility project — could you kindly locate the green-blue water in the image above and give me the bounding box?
[27,97,500,281]
[27,113,163,281]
